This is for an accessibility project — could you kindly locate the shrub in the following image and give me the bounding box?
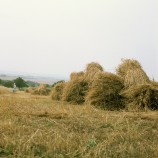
[52,80,65,88]
[3,80,14,88]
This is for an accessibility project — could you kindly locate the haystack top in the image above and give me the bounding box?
[116,59,142,78]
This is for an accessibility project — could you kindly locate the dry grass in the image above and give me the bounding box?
[0,92,158,157]
[0,86,12,94]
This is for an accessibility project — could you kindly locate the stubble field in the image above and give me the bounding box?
[0,92,158,158]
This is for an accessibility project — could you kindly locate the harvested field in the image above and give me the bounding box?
[0,91,158,158]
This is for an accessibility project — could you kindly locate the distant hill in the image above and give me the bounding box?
[0,73,65,85]
[26,80,40,87]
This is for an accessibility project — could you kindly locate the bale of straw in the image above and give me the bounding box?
[25,87,35,93]
[116,59,142,78]
[121,84,158,111]
[51,82,65,100]
[86,72,124,110]
[124,68,150,88]
[62,79,89,104]
[32,84,51,96]
[84,62,104,82]
[70,71,85,80]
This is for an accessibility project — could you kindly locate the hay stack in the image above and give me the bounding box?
[32,84,51,96]
[124,68,150,88]
[151,81,158,88]
[62,79,89,104]
[51,82,65,100]
[84,62,104,82]
[116,59,142,78]
[86,72,124,110]
[25,87,35,93]
[121,84,158,111]
[70,71,85,80]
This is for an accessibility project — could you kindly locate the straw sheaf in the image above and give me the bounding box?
[70,71,85,80]
[121,84,158,111]
[86,72,124,110]
[116,59,142,78]
[51,82,65,100]
[151,81,158,88]
[25,87,35,93]
[84,62,104,82]
[62,79,89,104]
[32,84,51,96]
[124,68,150,88]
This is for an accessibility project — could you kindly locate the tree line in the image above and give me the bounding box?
[0,77,38,89]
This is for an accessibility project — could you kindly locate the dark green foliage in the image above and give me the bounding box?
[0,79,2,85]
[0,78,30,88]
[0,147,13,157]
[1,80,14,88]
[52,80,65,88]
[14,77,28,88]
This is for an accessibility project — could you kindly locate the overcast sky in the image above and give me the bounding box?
[0,0,158,79]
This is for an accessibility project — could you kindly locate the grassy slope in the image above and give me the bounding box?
[0,92,158,158]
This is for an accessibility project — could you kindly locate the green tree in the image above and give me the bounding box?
[52,80,65,88]
[3,80,14,88]
[0,79,2,85]
[14,77,28,89]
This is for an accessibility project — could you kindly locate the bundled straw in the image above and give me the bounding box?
[32,84,51,96]
[116,59,142,78]
[124,68,150,88]
[84,62,104,82]
[25,87,35,93]
[121,84,158,111]
[62,79,89,104]
[70,71,85,80]
[51,82,65,100]
[86,72,124,110]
